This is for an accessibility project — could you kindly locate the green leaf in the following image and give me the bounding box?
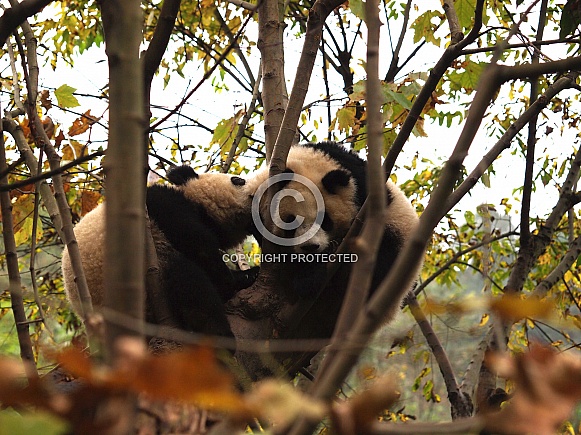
[349,0,366,22]
[560,1,581,38]
[454,0,476,30]
[0,409,69,435]
[384,88,412,110]
[335,105,357,133]
[54,84,80,108]
[410,10,442,45]
[447,60,485,93]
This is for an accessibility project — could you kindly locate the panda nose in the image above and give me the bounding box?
[301,243,320,253]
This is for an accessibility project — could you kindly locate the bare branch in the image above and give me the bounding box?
[406,293,473,418]
[221,63,262,173]
[0,0,52,48]
[258,0,287,158]
[445,73,578,212]
[0,149,105,192]
[225,0,257,12]
[142,0,181,94]
[149,14,252,132]
[100,0,146,357]
[0,101,38,381]
[316,0,386,380]
[269,0,346,172]
[533,234,581,298]
[383,0,485,177]
[442,0,463,44]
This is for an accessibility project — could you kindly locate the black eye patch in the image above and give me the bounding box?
[282,214,296,223]
[321,212,334,232]
[231,176,246,186]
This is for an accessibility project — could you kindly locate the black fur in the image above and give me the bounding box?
[301,142,368,206]
[167,165,198,186]
[145,171,257,337]
[321,169,351,194]
[287,142,407,300]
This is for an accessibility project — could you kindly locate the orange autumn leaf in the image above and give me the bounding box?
[490,294,554,321]
[62,140,88,161]
[68,110,99,137]
[81,191,102,215]
[55,345,251,415]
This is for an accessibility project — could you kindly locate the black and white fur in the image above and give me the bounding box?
[62,166,258,336]
[250,141,419,326]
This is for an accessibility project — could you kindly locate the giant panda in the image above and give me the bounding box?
[248,141,420,338]
[62,165,259,336]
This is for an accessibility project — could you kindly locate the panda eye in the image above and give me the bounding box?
[230,176,246,187]
[321,212,334,232]
[281,214,296,223]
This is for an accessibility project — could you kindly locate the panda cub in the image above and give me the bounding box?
[62,166,258,336]
[250,141,419,329]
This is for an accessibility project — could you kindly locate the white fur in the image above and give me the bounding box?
[62,172,255,316]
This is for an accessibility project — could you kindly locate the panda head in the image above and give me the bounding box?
[167,165,253,226]
[250,146,360,253]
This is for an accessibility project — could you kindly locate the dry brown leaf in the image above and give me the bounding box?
[68,110,99,137]
[55,345,250,415]
[40,89,53,111]
[332,377,399,434]
[485,345,581,434]
[81,191,102,216]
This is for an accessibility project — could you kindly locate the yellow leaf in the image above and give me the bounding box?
[490,294,553,321]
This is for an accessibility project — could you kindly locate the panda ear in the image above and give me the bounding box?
[322,169,351,194]
[278,168,295,188]
[167,165,198,185]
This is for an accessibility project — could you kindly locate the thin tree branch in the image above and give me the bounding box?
[149,14,252,131]
[0,98,38,381]
[315,0,386,382]
[142,0,181,94]
[383,0,485,177]
[221,63,262,173]
[384,0,412,83]
[533,234,581,298]
[0,0,52,48]
[0,149,105,192]
[405,293,473,419]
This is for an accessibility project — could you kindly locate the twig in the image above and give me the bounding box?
[0,0,53,48]
[384,0,412,83]
[413,231,518,297]
[405,293,473,419]
[445,73,578,212]
[316,0,386,382]
[28,148,52,336]
[149,13,252,132]
[224,0,257,12]
[382,0,485,177]
[221,63,262,173]
[0,97,38,380]
[533,234,581,298]
[0,149,105,192]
